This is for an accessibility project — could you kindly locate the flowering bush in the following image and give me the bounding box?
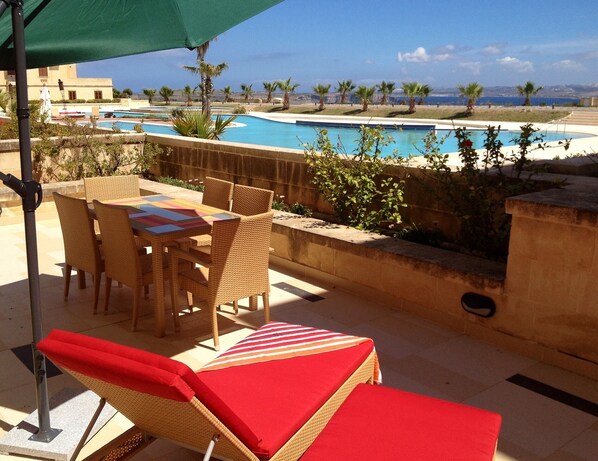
[416,123,568,260]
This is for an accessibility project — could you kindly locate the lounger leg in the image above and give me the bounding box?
[71,398,107,461]
[202,435,220,461]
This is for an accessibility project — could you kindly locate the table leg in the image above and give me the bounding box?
[151,241,166,337]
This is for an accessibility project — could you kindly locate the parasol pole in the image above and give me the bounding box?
[0,0,59,443]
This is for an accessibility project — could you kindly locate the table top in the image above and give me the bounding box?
[103,194,239,237]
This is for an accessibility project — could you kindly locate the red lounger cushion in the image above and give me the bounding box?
[38,327,374,460]
[301,383,502,461]
[196,341,373,459]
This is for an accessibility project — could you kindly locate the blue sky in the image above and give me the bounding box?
[79,0,598,93]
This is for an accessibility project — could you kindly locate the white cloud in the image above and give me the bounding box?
[397,46,455,63]
[459,61,481,75]
[550,59,584,71]
[398,47,430,63]
[497,56,534,72]
[364,58,375,65]
[482,44,504,55]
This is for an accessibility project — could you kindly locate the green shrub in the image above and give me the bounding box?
[415,123,569,260]
[272,196,312,217]
[31,118,168,181]
[232,105,247,114]
[304,126,406,231]
[158,176,204,192]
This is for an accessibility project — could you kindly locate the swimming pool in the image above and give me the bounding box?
[98,115,586,157]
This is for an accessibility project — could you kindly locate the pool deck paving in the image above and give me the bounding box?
[0,200,597,460]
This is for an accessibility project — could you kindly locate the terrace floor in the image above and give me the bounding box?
[0,201,597,461]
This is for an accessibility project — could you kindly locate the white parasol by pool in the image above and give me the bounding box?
[39,84,51,122]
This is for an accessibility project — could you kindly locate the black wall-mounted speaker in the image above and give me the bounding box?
[461,292,496,318]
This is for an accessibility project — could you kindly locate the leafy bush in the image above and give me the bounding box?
[304,126,406,231]
[415,123,568,260]
[232,105,247,114]
[31,118,169,182]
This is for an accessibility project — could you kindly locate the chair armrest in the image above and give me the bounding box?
[168,245,212,268]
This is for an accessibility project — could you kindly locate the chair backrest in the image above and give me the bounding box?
[93,200,141,286]
[53,192,101,274]
[38,329,257,461]
[231,184,273,216]
[209,212,273,307]
[202,177,234,211]
[84,175,140,202]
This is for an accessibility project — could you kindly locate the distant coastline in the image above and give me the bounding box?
[388,95,579,107]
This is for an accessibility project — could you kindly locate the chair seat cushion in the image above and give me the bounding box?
[301,383,502,461]
[196,341,374,459]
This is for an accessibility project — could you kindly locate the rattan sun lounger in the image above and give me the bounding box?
[38,322,377,461]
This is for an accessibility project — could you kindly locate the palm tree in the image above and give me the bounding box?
[401,82,421,113]
[159,86,174,105]
[142,88,156,105]
[354,85,375,112]
[183,85,194,106]
[312,84,331,110]
[377,81,395,105]
[240,83,253,102]
[121,88,133,98]
[199,62,228,116]
[189,38,217,113]
[417,84,432,105]
[516,81,543,106]
[277,78,300,110]
[222,85,233,102]
[457,82,484,115]
[184,58,227,115]
[336,80,355,104]
[263,81,278,103]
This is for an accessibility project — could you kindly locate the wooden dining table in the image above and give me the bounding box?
[94,194,240,337]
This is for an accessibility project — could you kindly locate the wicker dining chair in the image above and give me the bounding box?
[202,176,234,210]
[93,200,178,331]
[181,177,235,252]
[83,175,140,202]
[54,192,104,313]
[231,184,274,216]
[84,175,150,250]
[190,183,274,257]
[169,212,273,350]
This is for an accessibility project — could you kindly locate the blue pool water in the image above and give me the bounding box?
[98,115,586,157]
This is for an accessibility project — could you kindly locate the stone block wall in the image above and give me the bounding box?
[504,188,598,370]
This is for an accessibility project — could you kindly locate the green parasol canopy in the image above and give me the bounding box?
[0,0,282,70]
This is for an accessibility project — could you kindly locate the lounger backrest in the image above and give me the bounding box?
[39,329,201,402]
[38,329,260,460]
